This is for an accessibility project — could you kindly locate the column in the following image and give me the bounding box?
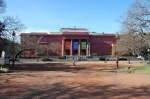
[86,39,89,56]
[62,39,64,56]
[70,39,73,56]
[78,39,81,56]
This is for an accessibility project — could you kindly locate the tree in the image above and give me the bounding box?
[0,0,25,49]
[116,34,150,56]
[48,42,61,56]
[2,16,25,36]
[38,45,47,56]
[118,0,150,56]
[4,35,38,67]
[0,0,6,13]
[15,35,38,59]
[0,0,24,37]
[0,37,11,57]
[119,0,150,36]
[0,0,25,68]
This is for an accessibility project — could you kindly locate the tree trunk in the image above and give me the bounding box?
[116,54,119,68]
[11,50,23,69]
[11,54,15,68]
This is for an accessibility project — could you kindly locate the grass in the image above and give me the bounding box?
[118,67,134,73]
[133,66,150,73]
[118,66,150,73]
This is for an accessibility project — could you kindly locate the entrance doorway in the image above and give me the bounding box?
[73,39,79,55]
[81,50,86,55]
[73,50,78,55]
[65,50,70,55]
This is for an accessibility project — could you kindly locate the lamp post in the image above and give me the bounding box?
[36,36,43,62]
[115,33,119,68]
[87,43,91,61]
[12,31,15,68]
[111,44,114,56]
[88,43,90,56]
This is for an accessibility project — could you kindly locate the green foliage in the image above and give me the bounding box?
[118,67,134,73]
[118,66,150,73]
[133,66,150,73]
[0,67,9,73]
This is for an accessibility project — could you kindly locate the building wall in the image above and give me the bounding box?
[40,35,62,56]
[20,31,116,57]
[89,35,116,55]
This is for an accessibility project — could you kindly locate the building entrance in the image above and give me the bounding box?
[65,50,70,55]
[81,39,87,55]
[73,50,78,55]
[81,50,86,55]
[73,39,79,55]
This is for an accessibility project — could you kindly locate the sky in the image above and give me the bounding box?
[5,0,135,33]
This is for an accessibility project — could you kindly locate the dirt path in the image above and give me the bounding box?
[0,61,150,99]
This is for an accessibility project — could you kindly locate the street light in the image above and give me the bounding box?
[87,43,90,61]
[88,43,90,56]
[111,44,114,56]
[12,31,16,68]
[36,36,43,62]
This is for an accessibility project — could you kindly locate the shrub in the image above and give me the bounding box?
[59,56,66,59]
[118,57,127,61]
[99,57,107,61]
[0,67,9,73]
[118,67,134,73]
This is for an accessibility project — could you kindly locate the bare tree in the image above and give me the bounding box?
[118,0,150,56]
[0,0,6,14]
[0,0,25,38]
[120,0,150,36]
[0,16,25,38]
[0,0,26,58]
[117,34,150,55]
[48,42,61,56]
[5,35,38,66]
[38,45,47,56]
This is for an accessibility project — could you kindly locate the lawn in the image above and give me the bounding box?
[133,66,150,73]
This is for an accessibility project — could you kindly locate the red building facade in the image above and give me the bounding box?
[20,28,116,57]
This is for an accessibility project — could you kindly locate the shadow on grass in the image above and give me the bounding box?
[13,63,86,72]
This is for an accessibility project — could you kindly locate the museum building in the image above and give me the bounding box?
[20,28,117,57]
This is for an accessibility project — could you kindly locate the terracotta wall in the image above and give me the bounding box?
[89,35,116,55]
[21,33,116,57]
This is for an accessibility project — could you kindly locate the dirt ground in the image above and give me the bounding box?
[0,61,150,99]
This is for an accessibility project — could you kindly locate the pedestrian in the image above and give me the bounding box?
[128,57,130,64]
[73,60,75,66]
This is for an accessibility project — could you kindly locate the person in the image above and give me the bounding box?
[73,60,75,66]
[128,57,130,64]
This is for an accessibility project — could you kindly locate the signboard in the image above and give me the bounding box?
[65,41,70,49]
[73,42,78,50]
[81,42,86,49]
